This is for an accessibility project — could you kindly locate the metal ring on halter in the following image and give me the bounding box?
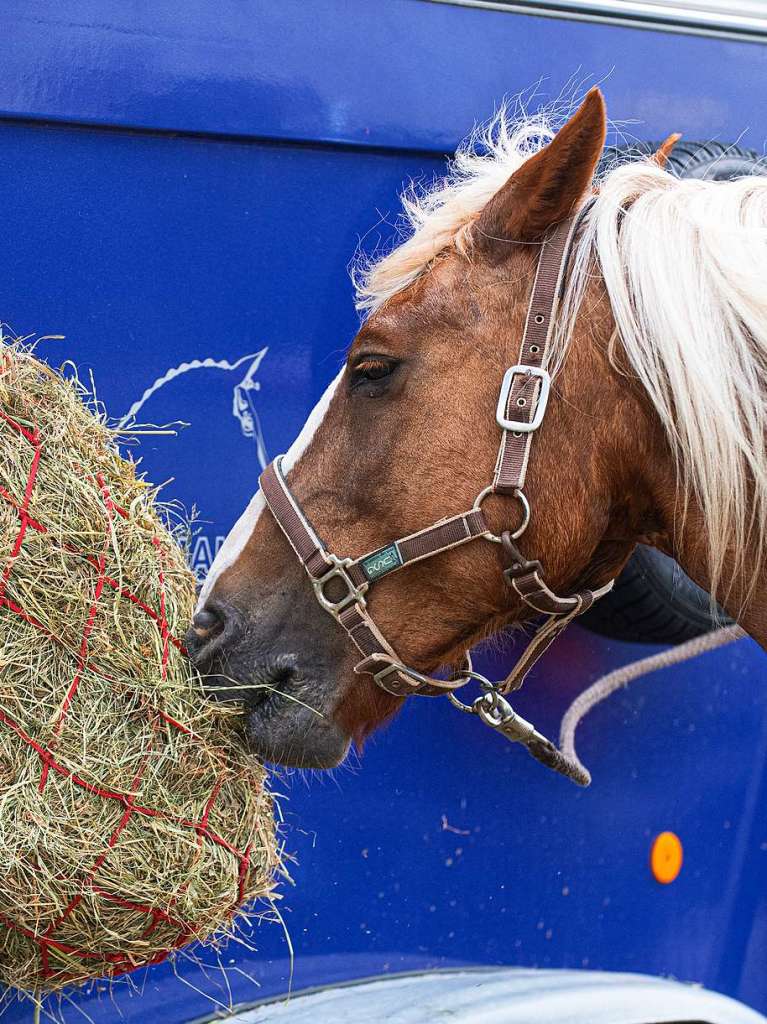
[472,486,531,542]
[447,662,498,713]
[475,689,508,727]
[447,692,476,714]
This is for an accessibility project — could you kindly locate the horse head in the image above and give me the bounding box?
[188,87,767,767]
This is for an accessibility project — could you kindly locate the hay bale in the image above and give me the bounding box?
[0,341,278,994]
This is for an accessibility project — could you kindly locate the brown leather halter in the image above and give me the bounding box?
[260,207,613,786]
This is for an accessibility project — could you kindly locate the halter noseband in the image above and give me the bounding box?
[259,209,613,786]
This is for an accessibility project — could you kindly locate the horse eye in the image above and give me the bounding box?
[351,358,397,385]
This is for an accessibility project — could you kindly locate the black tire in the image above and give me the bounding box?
[580,545,732,646]
[580,141,760,645]
[600,138,767,180]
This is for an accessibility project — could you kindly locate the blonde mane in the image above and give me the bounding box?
[354,107,767,608]
[353,105,559,313]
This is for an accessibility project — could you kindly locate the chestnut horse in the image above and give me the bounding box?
[188,88,767,769]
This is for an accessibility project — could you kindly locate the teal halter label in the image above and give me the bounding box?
[360,543,402,582]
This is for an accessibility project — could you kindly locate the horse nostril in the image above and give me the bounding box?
[186,601,233,670]
[192,607,223,640]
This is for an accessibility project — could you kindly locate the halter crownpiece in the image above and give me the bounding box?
[260,206,613,786]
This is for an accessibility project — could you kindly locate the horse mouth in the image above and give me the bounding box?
[243,662,303,715]
[197,639,351,769]
[201,654,301,711]
[207,660,349,770]
[244,689,349,769]
[243,677,304,727]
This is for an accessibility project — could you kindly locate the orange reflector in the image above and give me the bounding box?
[651,830,683,884]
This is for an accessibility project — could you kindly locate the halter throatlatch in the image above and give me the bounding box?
[260,207,614,787]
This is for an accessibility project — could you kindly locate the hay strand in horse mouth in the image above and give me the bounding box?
[0,338,280,994]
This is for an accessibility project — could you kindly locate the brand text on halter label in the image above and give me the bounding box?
[361,544,402,582]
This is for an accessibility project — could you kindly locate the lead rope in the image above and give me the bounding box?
[449,624,745,787]
[559,623,746,779]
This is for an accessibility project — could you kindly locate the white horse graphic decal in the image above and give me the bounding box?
[119,348,270,470]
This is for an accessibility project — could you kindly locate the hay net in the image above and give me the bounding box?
[0,340,278,994]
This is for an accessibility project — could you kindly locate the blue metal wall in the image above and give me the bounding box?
[0,2,765,1019]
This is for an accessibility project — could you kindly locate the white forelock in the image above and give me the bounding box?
[352,104,558,314]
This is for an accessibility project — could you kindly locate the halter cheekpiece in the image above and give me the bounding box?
[260,207,614,786]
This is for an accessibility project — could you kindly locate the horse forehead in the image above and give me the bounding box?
[359,264,483,346]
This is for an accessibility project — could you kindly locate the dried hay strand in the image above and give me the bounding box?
[0,340,279,994]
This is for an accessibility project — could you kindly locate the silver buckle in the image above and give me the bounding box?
[312,554,368,614]
[496,365,551,433]
[372,660,403,689]
[368,653,474,695]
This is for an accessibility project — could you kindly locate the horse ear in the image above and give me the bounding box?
[475,87,607,251]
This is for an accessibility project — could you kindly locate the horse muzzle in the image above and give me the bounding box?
[186,598,351,768]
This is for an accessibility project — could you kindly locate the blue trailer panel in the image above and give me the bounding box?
[0,2,765,1020]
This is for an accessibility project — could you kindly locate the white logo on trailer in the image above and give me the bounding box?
[120,348,270,579]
